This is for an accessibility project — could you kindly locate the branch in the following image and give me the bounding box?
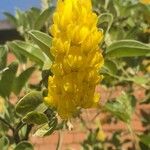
[13,121,26,144]
[22,124,33,141]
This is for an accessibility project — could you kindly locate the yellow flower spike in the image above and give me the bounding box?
[51,63,64,76]
[50,24,60,37]
[51,38,69,55]
[45,0,104,119]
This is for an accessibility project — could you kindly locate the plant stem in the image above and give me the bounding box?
[56,131,63,150]
[127,123,141,150]
[16,121,26,131]
[104,0,109,10]
[13,121,26,144]
[13,130,20,144]
[22,124,33,141]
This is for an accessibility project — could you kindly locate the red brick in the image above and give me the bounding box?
[35,144,56,150]
[62,144,81,150]
[43,133,59,144]
[72,132,86,143]
[30,136,44,145]
[29,70,41,85]
[138,104,150,110]
[62,132,74,144]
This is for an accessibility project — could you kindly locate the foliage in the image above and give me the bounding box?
[0,0,150,149]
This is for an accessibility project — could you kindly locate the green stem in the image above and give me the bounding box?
[16,121,26,131]
[127,123,141,150]
[13,130,20,144]
[22,124,33,141]
[14,121,26,144]
[104,0,109,10]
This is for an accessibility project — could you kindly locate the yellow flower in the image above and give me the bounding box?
[45,0,104,119]
[140,0,150,4]
[142,59,150,72]
[96,129,106,142]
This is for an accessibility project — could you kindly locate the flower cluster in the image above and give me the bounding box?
[44,0,104,119]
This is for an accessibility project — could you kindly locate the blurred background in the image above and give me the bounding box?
[0,0,40,20]
[0,0,40,43]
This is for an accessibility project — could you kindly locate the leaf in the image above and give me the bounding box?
[34,117,57,137]
[0,120,9,134]
[11,48,27,64]
[36,103,48,113]
[7,40,48,66]
[26,7,41,29]
[98,13,113,45]
[3,101,16,125]
[34,7,55,30]
[0,46,7,70]
[0,136,9,150]
[139,134,150,148]
[43,58,52,70]
[101,59,117,75]
[139,142,150,150]
[23,111,48,125]
[132,76,149,85]
[13,66,36,95]
[105,40,150,58]
[28,30,54,61]
[15,91,43,116]
[98,13,113,34]
[104,102,130,123]
[16,9,28,28]
[15,9,30,35]
[14,141,33,150]
[0,62,18,98]
[3,12,17,26]
[104,92,135,123]
[34,108,57,137]
[10,43,27,64]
